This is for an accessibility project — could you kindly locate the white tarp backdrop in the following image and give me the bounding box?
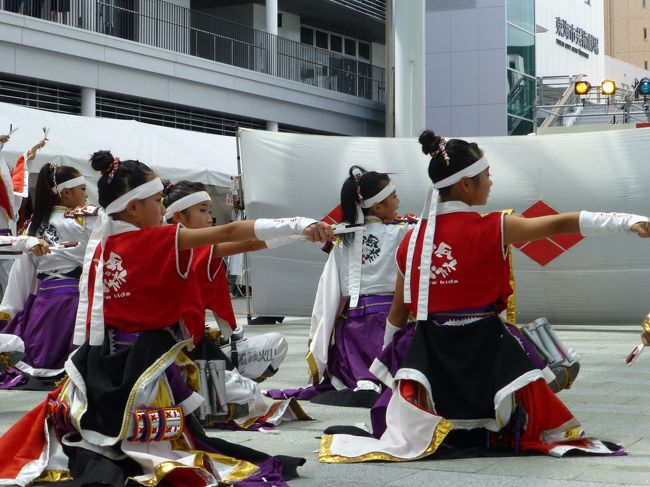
[240,127,650,324]
[0,102,238,203]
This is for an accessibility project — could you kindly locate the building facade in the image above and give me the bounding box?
[424,0,537,137]
[0,0,387,137]
[605,0,650,71]
[425,0,650,136]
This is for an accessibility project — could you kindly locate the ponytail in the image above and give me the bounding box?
[29,163,80,236]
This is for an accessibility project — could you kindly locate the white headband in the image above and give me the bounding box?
[360,182,396,208]
[404,156,489,320]
[52,176,86,195]
[434,156,489,189]
[106,178,164,215]
[164,191,211,220]
[74,176,164,347]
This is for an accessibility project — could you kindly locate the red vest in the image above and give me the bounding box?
[193,246,237,330]
[90,224,206,339]
[396,211,512,315]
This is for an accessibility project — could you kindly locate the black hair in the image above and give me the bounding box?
[28,163,81,237]
[340,165,391,245]
[162,180,207,223]
[90,150,156,208]
[418,130,484,197]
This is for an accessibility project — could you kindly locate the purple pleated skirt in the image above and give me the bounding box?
[327,294,393,389]
[265,294,393,401]
[0,278,79,388]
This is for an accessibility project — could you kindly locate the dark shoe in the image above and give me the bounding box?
[247,316,284,325]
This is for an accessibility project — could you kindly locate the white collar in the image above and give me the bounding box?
[436,201,475,215]
[111,219,141,236]
[364,216,383,223]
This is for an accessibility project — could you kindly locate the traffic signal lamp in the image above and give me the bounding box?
[638,77,650,96]
[601,80,616,95]
[574,81,591,95]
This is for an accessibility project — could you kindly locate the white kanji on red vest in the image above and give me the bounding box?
[103,252,127,292]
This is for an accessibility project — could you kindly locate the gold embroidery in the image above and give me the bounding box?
[306,350,319,385]
[175,351,200,391]
[318,418,453,463]
[34,470,72,483]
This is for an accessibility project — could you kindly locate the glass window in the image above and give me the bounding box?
[507,24,535,77]
[345,38,356,56]
[507,0,534,34]
[507,70,536,121]
[330,35,342,53]
[358,42,370,60]
[300,27,313,45]
[508,116,534,135]
[316,31,328,49]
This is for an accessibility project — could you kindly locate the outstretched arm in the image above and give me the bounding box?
[504,211,650,246]
[177,218,333,251]
[26,138,47,160]
[212,240,266,257]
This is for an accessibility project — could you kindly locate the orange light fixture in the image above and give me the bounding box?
[574,80,591,95]
[601,80,617,95]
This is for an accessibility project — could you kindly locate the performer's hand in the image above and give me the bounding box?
[34,138,47,150]
[642,331,650,347]
[303,222,334,243]
[0,135,9,144]
[28,240,50,256]
[630,221,650,238]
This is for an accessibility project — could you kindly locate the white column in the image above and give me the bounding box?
[265,0,278,35]
[390,0,425,137]
[267,121,279,132]
[81,87,96,117]
[265,0,278,76]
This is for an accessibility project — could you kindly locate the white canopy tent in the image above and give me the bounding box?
[239,127,650,325]
[0,102,238,203]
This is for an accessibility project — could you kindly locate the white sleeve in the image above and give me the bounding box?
[307,250,341,385]
[254,217,317,240]
[579,211,648,236]
[0,236,39,253]
[0,254,37,320]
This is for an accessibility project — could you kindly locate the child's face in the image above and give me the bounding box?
[176,201,213,229]
[371,190,400,221]
[469,168,492,206]
[61,184,87,209]
[136,192,165,228]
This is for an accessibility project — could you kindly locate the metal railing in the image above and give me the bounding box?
[326,0,386,21]
[0,0,385,103]
[536,75,649,128]
[536,75,584,129]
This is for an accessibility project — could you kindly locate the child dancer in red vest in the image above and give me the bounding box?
[0,150,332,487]
[163,180,311,428]
[320,130,649,463]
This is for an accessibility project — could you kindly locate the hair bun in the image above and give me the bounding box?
[90,150,114,173]
[348,165,367,180]
[162,179,175,196]
[418,130,441,156]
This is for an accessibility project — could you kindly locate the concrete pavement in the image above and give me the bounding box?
[2,300,650,486]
